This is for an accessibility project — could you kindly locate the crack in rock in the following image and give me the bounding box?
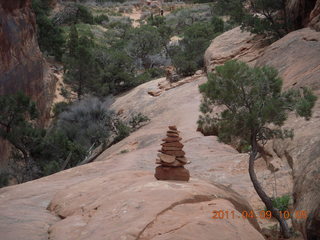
[136,194,215,240]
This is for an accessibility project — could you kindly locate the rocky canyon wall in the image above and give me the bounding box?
[0,0,56,162]
[284,0,320,31]
[256,28,320,240]
[205,26,320,239]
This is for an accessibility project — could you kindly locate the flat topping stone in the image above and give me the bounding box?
[157,153,176,163]
[167,130,179,134]
[168,125,177,131]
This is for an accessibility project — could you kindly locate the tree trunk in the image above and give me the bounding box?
[249,135,291,239]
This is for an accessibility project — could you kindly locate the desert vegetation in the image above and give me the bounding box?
[1,0,313,199]
[2,0,228,185]
[0,93,149,184]
[198,60,316,238]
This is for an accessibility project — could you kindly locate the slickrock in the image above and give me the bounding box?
[155,126,190,181]
[204,27,267,72]
[0,0,56,162]
[256,28,320,239]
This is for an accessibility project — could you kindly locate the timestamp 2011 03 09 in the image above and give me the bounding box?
[211,210,308,220]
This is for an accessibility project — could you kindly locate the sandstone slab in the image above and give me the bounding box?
[0,0,56,162]
[256,28,320,239]
[204,27,267,72]
[47,171,263,240]
[154,166,189,181]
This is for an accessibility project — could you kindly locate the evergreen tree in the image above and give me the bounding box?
[64,25,97,100]
[214,0,288,38]
[0,93,43,181]
[68,24,79,58]
[32,0,65,60]
[126,25,162,69]
[171,21,222,76]
[198,60,317,238]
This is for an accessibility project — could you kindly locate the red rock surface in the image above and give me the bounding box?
[0,169,264,240]
[0,74,266,240]
[205,26,320,239]
[1,5,319,239]
[0,0,56,162]
[204,27,267,72]
[309,0,320,30]
[154,166,190,181]
[256,28,320,240]
[286,0,320,29]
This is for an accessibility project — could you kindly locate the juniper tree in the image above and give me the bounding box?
[198,60,317,238]
[64,25,97,100]
[171,21,222,76]
[126,25,162,69]
[214,0,288,39]
[0,93,43,181]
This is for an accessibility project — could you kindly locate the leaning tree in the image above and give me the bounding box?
[198,60,317,238]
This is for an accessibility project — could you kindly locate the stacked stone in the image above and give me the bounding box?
[154,126,190,181]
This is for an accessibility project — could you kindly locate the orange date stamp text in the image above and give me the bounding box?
[211,210,308,220]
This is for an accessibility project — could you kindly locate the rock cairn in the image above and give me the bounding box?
[154,126,190,181]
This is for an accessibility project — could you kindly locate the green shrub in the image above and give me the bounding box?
[77,5,94,24]
[133,72,153,86]
[211,16,224,33]
[32,0,65,60]
[271,195,291,212]
[0,170,9,188]
[95,48,136,94]
[120,149,129,154]
[129,113,150,129]
[145,68,166,79]
[214,0,289,39]
[94,14,109,24]
[170,21,222,76]
[198,60,316,237]
[126,25,162,69]
[172,54,198,76]
[113,122,131,143]
[41,160,61,176]
[52,102,70,117]
[57,97,115,148]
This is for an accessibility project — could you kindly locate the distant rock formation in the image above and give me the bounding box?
[0,0,56,162]
[310,0,320,31]
[286,0,320,30]
[155,125,190,181]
